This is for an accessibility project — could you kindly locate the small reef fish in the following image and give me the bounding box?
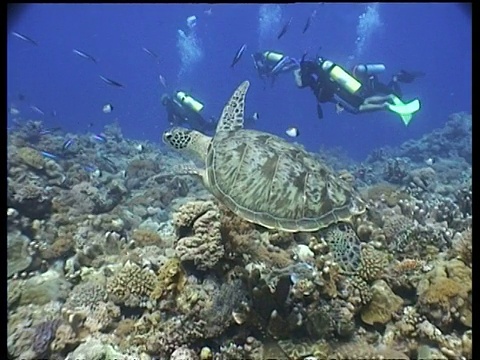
[285,127,300,138]
[142,47,159,60]
[102,104,113,113]
[230,44,247,68]
[91,134,107,143]
[39,127,62,135]
[252,112,259,121]
[159,74,167,89]
[11,31,38,46]
[277,17,293,40]
[30,105,45,115]
[99,75,124,88]
[62,138,75,151]
[302,10,317,34]
[425,158,435,166]
[84,165,102,178]
[72,49,97,63]
[40,151,59,160]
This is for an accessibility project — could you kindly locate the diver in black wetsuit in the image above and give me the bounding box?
[295,55,423,118]
[161,92,216,133]
[252,50,300,86]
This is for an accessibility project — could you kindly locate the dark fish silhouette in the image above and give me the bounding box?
[73,49,97,63]
[99,75,124,88]
[231,44,247,68]
[302,10,317,34]
[11,31,38,46]
[277,17,292,39]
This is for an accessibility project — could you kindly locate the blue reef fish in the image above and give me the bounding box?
[277,17,293,40]
[40,151,59,160]
[92,134,107,143]
[72,49,97,63]
[30,105,45,115]
[302,10,317,34]
[159,74,167,89]
[11,31,38,46]
[39,127,61,135]
[231,44,247,68]
[62,138,75,151]
[99,75,124,88]
[142,47,159,60]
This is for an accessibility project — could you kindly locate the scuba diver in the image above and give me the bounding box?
[252,50,300,86]
[161,91,217,133]
[294,55,421,125]
[352,64,425,99]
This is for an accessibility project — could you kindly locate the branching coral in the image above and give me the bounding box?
[107,261,156,308]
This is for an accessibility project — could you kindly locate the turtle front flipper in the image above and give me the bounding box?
[216,80,250,133]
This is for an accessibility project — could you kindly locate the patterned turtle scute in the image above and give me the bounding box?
[206,129,365,232]
[320,223,363,275]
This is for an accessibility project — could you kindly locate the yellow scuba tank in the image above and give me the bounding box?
[263,51,284,62]
[175,91,204,112]
[322,60,362,94]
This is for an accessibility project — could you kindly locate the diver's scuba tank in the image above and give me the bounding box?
[263,51,284,62]
[321,60,362,94]
[353,63,386,77]
[175,91,204,112]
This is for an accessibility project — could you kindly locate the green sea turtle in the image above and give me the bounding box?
[162,80,366,233]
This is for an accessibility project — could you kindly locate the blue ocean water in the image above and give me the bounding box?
[7,3,471,161]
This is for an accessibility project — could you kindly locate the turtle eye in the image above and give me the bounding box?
[163,132,173,143]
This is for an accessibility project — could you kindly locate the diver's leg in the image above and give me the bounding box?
[364,94,395,105]
[358,102,389,112]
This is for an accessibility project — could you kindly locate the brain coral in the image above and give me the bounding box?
[173,200,225,270]
[17,147,46,170]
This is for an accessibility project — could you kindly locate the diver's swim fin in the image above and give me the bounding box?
[388,97,421,126]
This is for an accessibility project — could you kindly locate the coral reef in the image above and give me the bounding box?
[6,113,472,360]
[7,230,33,277]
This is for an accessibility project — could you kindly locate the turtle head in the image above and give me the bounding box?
[162,127,210,159]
